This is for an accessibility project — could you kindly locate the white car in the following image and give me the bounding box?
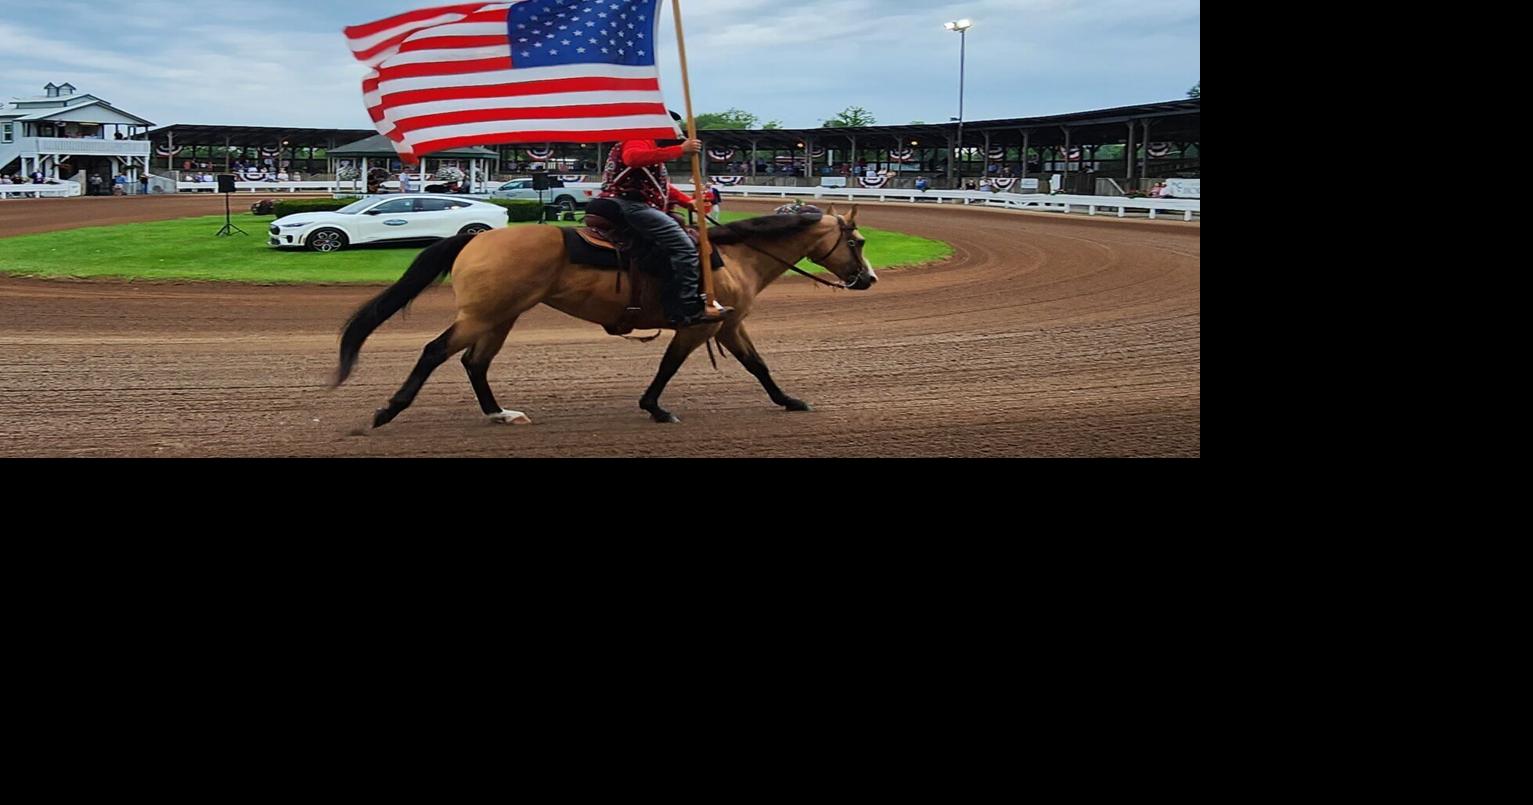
[267,195,509,253]
[491,179,601,212]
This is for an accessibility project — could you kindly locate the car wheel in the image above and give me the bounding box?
[459,224,492,236]
[307,228,348,253]
[557,196,577,213]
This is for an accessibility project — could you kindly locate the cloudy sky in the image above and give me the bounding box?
[1,0,1198,131]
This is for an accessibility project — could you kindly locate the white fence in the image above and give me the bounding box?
[0,180,82,199]
[178,180,343,194]
[674,184,1201,222]
[164,180,1202,221]
[177,180,498,194]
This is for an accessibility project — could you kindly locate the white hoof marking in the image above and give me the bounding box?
[490,410,532,426]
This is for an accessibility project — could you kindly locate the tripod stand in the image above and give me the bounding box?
[215,189,247,237]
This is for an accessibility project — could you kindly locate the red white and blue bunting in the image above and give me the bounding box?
[555,175,585,183]
[525,146,554,160]
[156,144,183,157]
[859,174,891,188]
[713,176,746,186]
[243,168,267,181]
[808,145,826,158]
[889,148,915,163]
[987,146,1007,160]
[990,177,1018,191]
[260,145,282,157]
[707,148,735,161]
[1147,142,1172,158]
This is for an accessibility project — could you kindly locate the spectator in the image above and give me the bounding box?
[140,174,150,195]
[277,170,290,182]
[707,182,723,211]
[1150,181,1169,198]
[32,170,45,184]
[915,176,930,193]
[113,174,128,196]
[89,174,103,195]
[292,171,303,182]
[398,172,414,193]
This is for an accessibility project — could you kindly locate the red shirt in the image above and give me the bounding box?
[603,140,693,208]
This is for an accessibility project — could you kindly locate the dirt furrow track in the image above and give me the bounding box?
[0,196,1199,457]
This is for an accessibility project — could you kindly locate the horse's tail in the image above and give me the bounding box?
[332,233,475,388]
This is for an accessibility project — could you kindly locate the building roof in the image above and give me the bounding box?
[328,134,497,158]
[696,98,1201,150]
[140,123,377,150]
[10,99,154,126]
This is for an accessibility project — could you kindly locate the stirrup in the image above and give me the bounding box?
[673,310,729,328]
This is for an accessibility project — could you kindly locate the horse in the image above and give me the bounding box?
[332,204,878,427]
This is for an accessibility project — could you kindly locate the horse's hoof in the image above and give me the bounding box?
[372,408,397,429]
[490,410,532,426]
[783,399,813,412]
[649,411,681,424]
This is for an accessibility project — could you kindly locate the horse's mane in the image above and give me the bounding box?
[707,212,824,245]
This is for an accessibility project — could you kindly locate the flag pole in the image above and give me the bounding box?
[670,0,716,310]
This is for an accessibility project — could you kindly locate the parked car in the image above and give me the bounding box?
[268,195,508,253]
[491,178,601,213]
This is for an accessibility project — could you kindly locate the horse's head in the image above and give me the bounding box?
[807,204,878,290]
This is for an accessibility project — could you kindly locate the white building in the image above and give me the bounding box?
[1,83,154,187]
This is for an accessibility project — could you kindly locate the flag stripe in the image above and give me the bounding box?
[377,62,659,95]
[408,114,677,144]
[398,34,507,53]
[383,44,513,69]
[411,126,678,155]
[379,76,660,109]
[344,3,491,43]
[392,102,668,135]
[377,55,516,82]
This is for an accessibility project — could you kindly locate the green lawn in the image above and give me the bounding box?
[0,211,951,284]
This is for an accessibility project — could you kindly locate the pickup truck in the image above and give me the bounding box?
[491,178,602,212]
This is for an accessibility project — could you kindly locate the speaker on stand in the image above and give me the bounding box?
[532,171,551,224]
[215,174,247,237]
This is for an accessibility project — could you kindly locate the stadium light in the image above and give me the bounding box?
[945,20,973,184]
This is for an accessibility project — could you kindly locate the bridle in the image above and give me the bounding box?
[735,215,865,289]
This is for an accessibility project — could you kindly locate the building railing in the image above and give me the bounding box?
[25,137,151,157]
[673,184,1201,221]
[0,180,82,199]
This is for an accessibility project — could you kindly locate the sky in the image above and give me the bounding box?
[1,0,1199,131]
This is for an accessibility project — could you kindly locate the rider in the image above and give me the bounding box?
[601,113,732,328]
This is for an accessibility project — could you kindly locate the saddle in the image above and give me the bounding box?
[561,198,724,336]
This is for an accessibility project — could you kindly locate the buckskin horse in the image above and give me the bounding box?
[333,204,877,427]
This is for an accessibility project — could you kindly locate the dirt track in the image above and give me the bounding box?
[0,196,1200,457]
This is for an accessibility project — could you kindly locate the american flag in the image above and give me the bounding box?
[344,1,677,161]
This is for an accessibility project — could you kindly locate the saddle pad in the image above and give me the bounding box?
[562,227,725,272]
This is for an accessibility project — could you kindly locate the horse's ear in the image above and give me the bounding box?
[848,205,859,225]
[826,203,839,217]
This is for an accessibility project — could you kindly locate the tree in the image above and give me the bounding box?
[762,120,783,130]
[1188,82,1200,99]
[694,108,759,129]
[823,106,877,128]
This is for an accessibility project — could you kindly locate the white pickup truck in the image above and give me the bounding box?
[490,178,602,213]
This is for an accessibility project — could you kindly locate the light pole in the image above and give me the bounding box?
[944,19,972,185]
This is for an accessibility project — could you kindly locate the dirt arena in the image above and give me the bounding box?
[0,195,1200,457]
